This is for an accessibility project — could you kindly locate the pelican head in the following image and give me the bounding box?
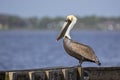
[56,15,77,41]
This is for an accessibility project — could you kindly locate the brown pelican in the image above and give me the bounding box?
[56,15,101,66]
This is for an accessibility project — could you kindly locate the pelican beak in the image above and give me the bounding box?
[56,19,71,41]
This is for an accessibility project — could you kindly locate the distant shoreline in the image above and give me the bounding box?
[0,14,120,31]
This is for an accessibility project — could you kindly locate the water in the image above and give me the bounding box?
[0,30,120,70]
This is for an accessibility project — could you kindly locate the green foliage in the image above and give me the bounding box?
[0,14,120,30]
[38,17,52,29]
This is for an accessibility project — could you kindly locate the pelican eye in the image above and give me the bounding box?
[65,19,71,22]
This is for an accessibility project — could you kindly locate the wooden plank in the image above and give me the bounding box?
[6,72,14,80]
[0,67,120,80]
[32,71,47,80]
[84,67,120,80]
[65,68,80,80]
[12,72,30,80]
[49,70,64,80]
[0,72,5,80]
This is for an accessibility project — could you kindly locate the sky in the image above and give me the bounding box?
[0,0,120,18]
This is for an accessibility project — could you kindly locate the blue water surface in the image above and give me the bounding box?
[0,30,120,70]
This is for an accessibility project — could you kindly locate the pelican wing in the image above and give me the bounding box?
[70,41,97,61]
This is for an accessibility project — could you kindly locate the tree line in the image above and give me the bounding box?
[0,14,120,30]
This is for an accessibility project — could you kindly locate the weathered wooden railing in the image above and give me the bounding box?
[0,66,120,80]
